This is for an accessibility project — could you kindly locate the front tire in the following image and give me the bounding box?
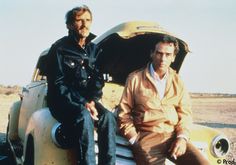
[5,122,17,165]
[24,136,34,165]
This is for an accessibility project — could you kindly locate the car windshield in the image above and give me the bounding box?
[32,54,48,82]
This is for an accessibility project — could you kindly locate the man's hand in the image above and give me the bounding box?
[85,101,99,121]
[168,137,187,159]
[129,133,140,145]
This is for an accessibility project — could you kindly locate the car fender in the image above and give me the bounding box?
[190,124,230,163]
[8,100,22,141]
[24,108,77,165]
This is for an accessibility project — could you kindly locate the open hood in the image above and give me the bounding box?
[93,21,190,85]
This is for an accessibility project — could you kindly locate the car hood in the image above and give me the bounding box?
[93,21,190,85]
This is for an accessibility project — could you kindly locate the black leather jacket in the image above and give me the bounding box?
[46,33,104,123]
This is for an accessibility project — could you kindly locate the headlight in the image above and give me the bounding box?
[211,135,230,157]
[51,122,76,149]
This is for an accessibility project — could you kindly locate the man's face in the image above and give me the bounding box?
[151,42,175,75]
[71,11,92,38]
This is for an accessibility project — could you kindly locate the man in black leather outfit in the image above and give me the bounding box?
[46,5,116,165]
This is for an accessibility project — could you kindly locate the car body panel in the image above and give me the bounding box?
[8,101,21,141]
[25,108,77,165]
[18,81,47,141]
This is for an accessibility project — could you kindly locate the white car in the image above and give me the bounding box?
[7,21,230,165]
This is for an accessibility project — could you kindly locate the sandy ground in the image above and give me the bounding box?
[0,94,20,134]
[0,94,236,161]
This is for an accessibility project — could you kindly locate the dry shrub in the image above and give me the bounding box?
[0,85,21,95]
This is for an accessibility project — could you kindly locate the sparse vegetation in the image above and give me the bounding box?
[190,92,236,98]
[0,85,21,95]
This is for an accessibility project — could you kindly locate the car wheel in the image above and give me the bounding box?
[5,122,17,165]
[24,136,34,165]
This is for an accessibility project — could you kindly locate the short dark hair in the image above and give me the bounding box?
[155,35,179,55]
[65,5,92,26]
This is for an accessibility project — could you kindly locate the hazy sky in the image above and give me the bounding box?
[1,0,236,94]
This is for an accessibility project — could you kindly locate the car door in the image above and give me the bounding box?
[18,54,48,141]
